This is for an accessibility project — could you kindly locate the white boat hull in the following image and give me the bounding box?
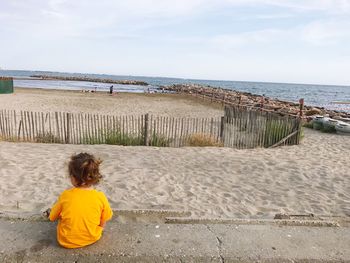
[335,122,350,134]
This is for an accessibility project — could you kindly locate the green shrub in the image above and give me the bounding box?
[149,133,171,147]
[0,135,19,142]
[303,122,314,129]
[35,132,62,143]
[81,135,102,144]
[312,122,323,130]
[105,130,144,146]
[309,121,336,133]
[320,125,336,133]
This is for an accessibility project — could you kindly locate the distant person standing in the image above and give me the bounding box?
[109,85,113,95]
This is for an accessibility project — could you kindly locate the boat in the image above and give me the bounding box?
[312,115,324,130]
[322,118,338,128]
[313,115,324,124]
[336,117,350,124]
[335,122,350,134]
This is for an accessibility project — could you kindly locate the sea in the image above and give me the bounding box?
[1,70,350,113]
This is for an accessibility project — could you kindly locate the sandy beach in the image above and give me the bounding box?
[0,88,223,117]
[0,88,349,219]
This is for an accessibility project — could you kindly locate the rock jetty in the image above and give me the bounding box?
[162,84,350,119]
[31,75,149,86]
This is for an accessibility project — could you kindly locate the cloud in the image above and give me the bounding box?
[1,0,350,85]
[301,19,350,45]
[225,0,350,13]
[2,0,350,35]
[211,29,286,48]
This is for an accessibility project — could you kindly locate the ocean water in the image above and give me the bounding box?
[1,70,350,113]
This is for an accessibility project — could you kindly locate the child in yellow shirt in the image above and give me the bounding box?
[47,152,113,248]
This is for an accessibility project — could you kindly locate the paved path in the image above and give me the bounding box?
[0,217,349,262]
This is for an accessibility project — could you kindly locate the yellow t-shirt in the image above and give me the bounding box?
[49,187,113,248]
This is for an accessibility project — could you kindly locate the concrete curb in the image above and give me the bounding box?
[0,218,349,262]
[165,217,341,227]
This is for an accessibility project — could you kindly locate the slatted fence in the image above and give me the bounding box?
[223,106,302,148]
[0,108,301,148]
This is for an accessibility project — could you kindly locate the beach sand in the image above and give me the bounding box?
[0,88,349,219]
[0,88,223,117]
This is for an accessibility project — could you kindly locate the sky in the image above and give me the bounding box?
[0,0,350,85]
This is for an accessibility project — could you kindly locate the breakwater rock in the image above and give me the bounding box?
[31,75,149,86]
[0,77,13,80]
[163,84,350,119]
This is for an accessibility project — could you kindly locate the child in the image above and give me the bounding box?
[47,153,113,248]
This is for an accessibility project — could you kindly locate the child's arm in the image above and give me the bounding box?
[99,194,113,228]
[49,198,62,221]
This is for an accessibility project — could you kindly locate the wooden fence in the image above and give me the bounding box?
[223,106,302,148]
[0,108,301,148]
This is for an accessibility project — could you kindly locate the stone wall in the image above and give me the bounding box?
[162,84,350,120]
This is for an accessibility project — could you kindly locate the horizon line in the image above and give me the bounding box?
[1,68,350,88]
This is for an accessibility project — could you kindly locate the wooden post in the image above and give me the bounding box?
[222,94,226,105]
[144,113,149,146]
[17,120,22,140]
[238,95,242,105]
[299,98,304,117]
[65,113,70,143]
[0,110,3,138]
[220,116,225,142]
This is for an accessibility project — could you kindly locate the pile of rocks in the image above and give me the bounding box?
[31,75,149,86]
[0,77,13,80]
[162,84,350,119]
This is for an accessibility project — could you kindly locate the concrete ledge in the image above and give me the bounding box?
[0,209,191,223]
[0,218,349,262]
[115,209,192,224]
[165,217,341,227]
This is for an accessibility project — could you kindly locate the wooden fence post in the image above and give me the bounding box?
[17,120,22,140]
[220,116,225,142]
[299,98,304,117]
[66,113,70,143]
[144,113,149,146]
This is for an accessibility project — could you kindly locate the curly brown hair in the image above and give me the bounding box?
[68,153,102,187]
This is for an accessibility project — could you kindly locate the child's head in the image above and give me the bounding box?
[68,153,102,187]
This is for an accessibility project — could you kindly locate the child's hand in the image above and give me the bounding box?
[43,208,51,219]
[99,221,106,228]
